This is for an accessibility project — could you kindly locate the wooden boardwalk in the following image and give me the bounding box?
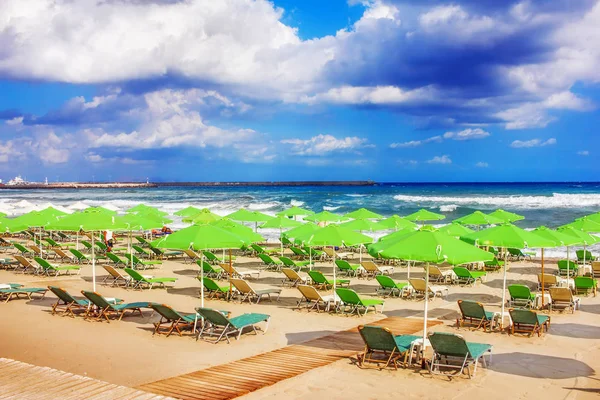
[139,317,440,400]
[0,358,173,400]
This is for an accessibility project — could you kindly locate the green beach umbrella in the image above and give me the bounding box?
[557,225,600,269]
[119,213,169,269]
[211,219,265,243]
[276,206,315,218]
[438,223,474,238]
[453,211,504,226]
[0,211,6,218]
[84,206,117,215]
[304,210,348,224]
[337,219,387,232]
[404,209,445,223]
[174,206,202,217]
[378,215,418,230]
[226,209,273,231]
[0,217,28,234]
[184,209,221,224]
[561,217,600,233]
[343,208,383,220]
[260,216,302,255]
[489,209,525,223]
[285,222,318,241]
[13,207,68,258]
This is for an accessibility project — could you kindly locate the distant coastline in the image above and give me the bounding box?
[0,180,376,189]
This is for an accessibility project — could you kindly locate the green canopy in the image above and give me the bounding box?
[226,209,273,222]
[561,217,600,233]
[462,224,555,249]
[438,223,474,237]
[84,206,117,215]
[260,216,302,229]
[174,206,202,217]
[404,209,445,222]
[297,225,373,247]
[276,206,315,217]
[533,226,580,246]
[284,222,319,241]
[211,219,265,243]
[489,209,525,223]
[378,215,417,230]
[0,217,28,233]
[343,208,383,220]
[126,204,154,213]
[13,208,66,228]
[453,211,504,226]
[557,226,599,245]
[182,209,221,223]
[337,219,387,232]
[120,213,169,231]
[304,210,348,223]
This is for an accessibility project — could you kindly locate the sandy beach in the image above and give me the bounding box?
[0,245,598,399]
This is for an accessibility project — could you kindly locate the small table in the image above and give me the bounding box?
[494,311,513,330]
[535,293,551,309]
[407,338,431,366]
[557,277,574,290]
[580,265,592,276]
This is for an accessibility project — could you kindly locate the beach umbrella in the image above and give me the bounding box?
[404,209,445,223]
[343,208,383,220]
[297,225,372,294]
[304,211,348,224]
[557,226,600,272]
[184,209,221,224]
[489,209,525,223]
[174,206,202,217]
[13,208,67,258]
[338,219,387,262]
[153,224,248,307]
[120,213,170,269]
[462,224,555,326]
[0,217,29,234]
[453,211,504,226]
[285,222,318,241]
[276,206,315,219]
[84,206,117,215]
[0,211,6,218]
[259,216,302,255]
[226,209,273,231]
[126,204,152,213]
[46,210,128,291]
[211,219,265,243]
[375,230,494,355]
[560,217,600,267]
[378,215,418,231]
[438,223,474,238]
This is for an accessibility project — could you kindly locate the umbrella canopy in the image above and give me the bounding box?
[343,208,383,220]
[120,213,169,231]
[153,224,248,251]
[557,226,599,245]
[438,223,474,237]
[533,226,581,246]
[84,206,117,215]
[126,204,152,213]
[284,222,319,241]
[404,209,445,222]
[0,217,28,233]
[561,217,600,233]
[337,219,387,232]
[276,206,315,217]
[453,211,504,226]
[378,215,418,230]
[489,209,525,223]
[211,219,265,243]
[260,216,303,229]
[174,206,202,217]
[226,209,273,222]
[188,210,222,224]
[297,225,373,247]
[462,224,556,249]
[304,211,348,224]
[13,207,67,227]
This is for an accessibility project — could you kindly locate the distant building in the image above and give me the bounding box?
[6,175,27,186]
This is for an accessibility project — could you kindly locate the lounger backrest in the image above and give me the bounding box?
[203,251,217,261]
[69,249,85,259]
[34,257,52,269]
[81,241,92,249]
[200,277,221,291]
[453,266,470,278]
[282,268,300,281]
[509,308,538,325]
[230,278,253,294]
[31,245,42,254]
[457,299,485,319]
[103,265,121,279]
[251,244,264,253]
[508,284,531,299]
[133,245,146,254]
[575,276,594,289]
[409,278,427,292]
[124,268,144,281]
[508,248,520,256]
[297,284,321,301]
[15,255,32,267]
[150,304,185,321]
[335,287,360,305]
[14,243,29,253]
[549,287,572,302]
[358,325,399,352]
[290,247,305,256]
[428,266,443,276]
[81,290,111,309]
[576,250,593,260]
[335,259,350,270]
[592,261,600,275]
[150,247,163,255]
[361,261,377,271]
[48,286,77,303]
[106,252,122,264]
[184,249,198,259]
[196,260,214,273]
[55,249,69,258]
[428,332,470,357]
[323,248,335,257]
[558,260,578,269]
[375,274,395,289]
[307,270,326,283]
[196,307,230,327]
[258,254,273,264]
[95,241,107,250]
[219,263,233,274]
[279,257,295,267]
[537,274,557,286]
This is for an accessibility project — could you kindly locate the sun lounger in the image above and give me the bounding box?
[281,268,308,287]
[289,246,308,259]
[183,249,200,263]
[549,287,580,313]
[375,275,408,297]
[203,250,234,265]
[576,250,596,264]
[323,247,349,260]
[308,270,350,290]
[336,259,362,277]
[295,285,337,312]
[102,265,131,287]
[258,253,283,270]
[197,260,225,279]
[14,255,42,274]
[219,263,260,279]
[0,286,47,303]
[106,252,130,268]
[132,245,153,259]
[45,238,73,249]
[69,249,92,263]
[592,261,600,278]
[124,268,177,289]
[428,332,492,379]
[574,276,597,296]
[508,248,534,261]
[149,246,183,259]
[335,287,384,316]
[361,260,394,278]
[135,236,151,247]
[124,253,162,270]
[48,286,91,317]
[558,260,578,277]
[427,265,454,283]
[508,308,550,337]
[199,277,230,300]
[456,300,497,332]
[408,278,448,299]
[453,267,486,286]
[303,246,325,260]
[507,284,536,309]
[34,257,81,276]
[31,245,56,259]
[53,248,78,263]
[537,274,559,291]
[279,256,311,271]
[149,303,196,336]
[483,257,504,272]
[230,278,282,304]
[251,243,278,256]
[13,243,33,257]
[81,290,150,322]
[357,325,420,370]
[195,307,270,344]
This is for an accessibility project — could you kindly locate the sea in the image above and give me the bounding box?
[2,182,600,258]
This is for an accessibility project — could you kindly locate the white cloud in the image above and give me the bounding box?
[390,135,442,148]
[495,103,557,130]
[510,138,557,148]
[427,155,452,164]
[5,117,24,126]
[443,128,490,141]
[281,134,372,156]
[299,85,438,105]
[577,150,590,156]
[475,162,489,168]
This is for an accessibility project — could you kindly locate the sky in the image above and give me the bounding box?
[0,0,599,183]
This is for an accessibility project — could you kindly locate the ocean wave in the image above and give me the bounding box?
[248,202,280,211]
[323,206,341,211]
[393,193,600,209]
[345,194,366,197]
[439,204,458,212]
[290,199,304,207]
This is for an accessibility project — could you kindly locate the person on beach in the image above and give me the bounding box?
[103,230,114,252]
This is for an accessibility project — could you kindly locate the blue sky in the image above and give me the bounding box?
[0,0,599,183]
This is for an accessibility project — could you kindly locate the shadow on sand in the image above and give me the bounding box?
[490,352,595,379]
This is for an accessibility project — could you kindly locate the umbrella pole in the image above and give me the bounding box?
[422,262,430,366]
[309,246,313,271]
[332,247,336,296]
[200,252,205,308]
[541,248,545,308]
[228,249,233,301]
[280,227,284,257]
[76,231,79,251]
[500,249,508,329]
[92,231,96,291]
[567,246,570,278]
[407,260,411,280]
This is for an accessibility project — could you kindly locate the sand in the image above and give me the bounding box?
[0,243,598,399]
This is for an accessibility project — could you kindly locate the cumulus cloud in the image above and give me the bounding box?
[577,150,590,156]
[281,134,372,156]
[443,128,490,140]
[510,138,557,148]
[475,161,489,168]
[427,155,452,164]
[390,135,442,148]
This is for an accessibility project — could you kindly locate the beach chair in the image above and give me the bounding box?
[230,278,282,304]
[57,231,74,241]
[149,246,183,259]
[336,259,362,277]
[548,287,580,313]
[303,246,325,260]
[456,300,497,332]
[48,286,91,317]
[357,325,420,370]
[102,265,131,287]
[53,248,77,263]
[149,303,196,336]
[537,274,559,291]
[0,285,48,303]
[428,265,452,283]
[199,277,230,300]
[13,243,33,257]
[135,236,151,247]
[183,249,200,263]
[34,257,81,276]
[81,240,95,253]
[360,260,393,279]
[557,260,578,277]
[408,278,448,300]
[483,257,504,272]
[132,245,153,259]
[197,260,225,279]
[203,250,234,265]
[428,332,492,379]
[69,249,92,263]
[280,236,293,247]
[45,238,72,249]
[592,261,600,278]
[106,252,130,268]
[281,268,308,287]
[507,284,536,309]
[375,275,408,297]
[295,284,337,312]
[323,247,350,260]
[453,267,486,286]
[124,268,177,290]
[290,246,309,259]
[196,307,270,344]
[251,243,278,256]
[576,250,596,264]
[258,253,283,270]
[279,256,311,271]
[124,253,162,270]
[219,263,260,279]
[30,245,56,259]
[335,287,384,316]
[508,308,550,337]
[508,248,534,261]
[308,270,350,290]
[14,255,42,274]
[574,276,597,296]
